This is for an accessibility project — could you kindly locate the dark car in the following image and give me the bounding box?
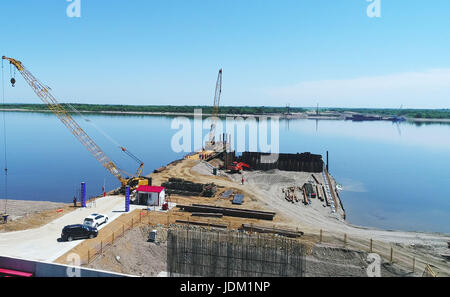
[61,224,98,242]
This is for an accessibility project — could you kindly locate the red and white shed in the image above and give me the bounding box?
[136,186,165,206]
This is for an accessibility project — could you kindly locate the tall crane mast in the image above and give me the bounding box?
[208,69,222,146]
[2,56,145,189]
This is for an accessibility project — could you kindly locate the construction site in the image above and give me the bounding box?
[0,57,449,278]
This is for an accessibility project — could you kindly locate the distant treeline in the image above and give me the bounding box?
[0,103,306,115]
[323,108,450,119]
[2,104,449,119]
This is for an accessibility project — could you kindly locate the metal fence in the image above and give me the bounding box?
[167,228,306,277]
[75,211,149,265]
[312,228,440,276]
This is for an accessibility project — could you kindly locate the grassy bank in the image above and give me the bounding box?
[2,104,449,119]
[0,103,306,115]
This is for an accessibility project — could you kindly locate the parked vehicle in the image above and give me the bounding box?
[61,224,98,242]
[83,213,109,228]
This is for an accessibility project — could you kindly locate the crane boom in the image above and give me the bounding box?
[208,69,222,145]
[2,56,143,187]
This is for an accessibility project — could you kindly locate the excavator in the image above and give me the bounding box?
[226,161,250,174]
[2,56,150,192]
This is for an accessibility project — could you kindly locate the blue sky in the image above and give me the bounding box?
[1,0,449,108]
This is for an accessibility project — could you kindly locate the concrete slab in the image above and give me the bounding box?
[0,195,134,262]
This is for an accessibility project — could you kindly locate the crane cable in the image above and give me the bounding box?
[65,103,122,148]
[1,58,8,214]
[65,103,143,166]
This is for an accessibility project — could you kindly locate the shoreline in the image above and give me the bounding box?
[1,108,450,123]
[2,156,449,236]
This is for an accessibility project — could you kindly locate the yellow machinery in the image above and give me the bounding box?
[2,56,148,191]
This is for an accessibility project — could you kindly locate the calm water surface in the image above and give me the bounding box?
[1,112,449,233]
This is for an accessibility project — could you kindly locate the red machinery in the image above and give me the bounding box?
[227,162,250,174]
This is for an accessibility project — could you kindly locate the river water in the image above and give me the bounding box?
[1,111,449,233]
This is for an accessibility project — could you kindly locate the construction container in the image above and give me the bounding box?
[303,183,316,198]
[149,230,158,242]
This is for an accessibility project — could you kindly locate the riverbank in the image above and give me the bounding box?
[0,200,73,232]
[2,108,450,123]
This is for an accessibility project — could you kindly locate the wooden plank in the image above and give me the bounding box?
[241,224,304,238]
[175,220,227,229]
[191,212,223,218]
[322,185,329,206]
[311,174,320,184]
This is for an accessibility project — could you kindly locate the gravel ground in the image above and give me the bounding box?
[161,159,450,276]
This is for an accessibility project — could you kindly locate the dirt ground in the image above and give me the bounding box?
[149,157,450,276]
[87,225,167,277]
[4,156,447,277]
[86,224,410,277]
[0,199,74,232]
[306,244,411,277]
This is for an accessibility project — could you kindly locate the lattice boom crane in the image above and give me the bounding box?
[2,56,146,190]
[208,69,222,146]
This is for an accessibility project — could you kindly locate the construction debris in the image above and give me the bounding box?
[282,186,300,203]
[175,220,227,229]
[191,212,223,218]
[241,224,304,238]
[232,194,244,205]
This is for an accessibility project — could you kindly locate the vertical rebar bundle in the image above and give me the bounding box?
[167,228,305,277]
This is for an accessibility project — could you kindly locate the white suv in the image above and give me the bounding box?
[83,213,108,228]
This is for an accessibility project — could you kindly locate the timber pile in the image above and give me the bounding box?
[177,204,276,220]
[302,188,309,205]
[282,186,300,203]
[161,178,217,197]
[241,224,304,238]
[316,185,324,202]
